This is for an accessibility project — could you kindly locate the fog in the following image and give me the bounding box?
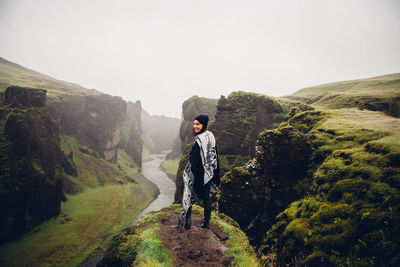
[1,0,399,118]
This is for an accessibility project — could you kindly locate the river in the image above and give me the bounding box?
[83,154,176,266]
[127,154,176,227]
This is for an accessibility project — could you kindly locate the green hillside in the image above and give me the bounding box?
[0,57,99,97]
[0,58,152,265]
[290,73,400,99]
[286,73,400,117]
[0,148,156,266]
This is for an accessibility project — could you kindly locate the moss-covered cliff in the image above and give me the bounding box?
[216,105,400,266]
[0,86,64,243]
[259,109,400,266]
[218,111,318,246]
[0,58,146,250]
[175,92,287,203]
[120,101,143,168]
[48,93,127,164]
[99,204,260,267]
[212,91,284,157]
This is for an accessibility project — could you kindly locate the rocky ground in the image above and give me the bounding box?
[99,204,259,266]
[158,207,232,267]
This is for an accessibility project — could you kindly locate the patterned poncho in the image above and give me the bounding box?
[179,131,219,226]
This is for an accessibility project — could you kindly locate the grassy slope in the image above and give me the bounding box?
[0,57,157,265]
[319,108,400,145]
[290,73,400,100]
[285,73,400,117]
[0,57,98,97]
[260,106,400,265]
[0,144,156,267]
[61,135,135,188]
[161,158,179,177]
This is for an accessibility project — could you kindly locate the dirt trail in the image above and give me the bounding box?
[158,207,233,267]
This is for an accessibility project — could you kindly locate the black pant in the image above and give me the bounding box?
[186,182,211,225]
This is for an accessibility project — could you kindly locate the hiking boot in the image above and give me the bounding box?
[201,221,210,229]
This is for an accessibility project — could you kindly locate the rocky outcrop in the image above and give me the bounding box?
[259,112,400,266]
[0,87,63,243]
[211,91,283,157]
[48,94,127,163]
[179,96,218,152]
[217,116,315,246]
[120,101,143,168]
[215,106,400,266]
[175,92,285,203]
[5,86,46,107]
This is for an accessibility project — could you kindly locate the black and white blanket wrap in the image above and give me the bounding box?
[179,131,219,226]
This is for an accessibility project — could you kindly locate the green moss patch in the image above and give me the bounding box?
[261,109,400,266]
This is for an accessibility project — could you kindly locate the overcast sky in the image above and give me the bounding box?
[1,0,399,118]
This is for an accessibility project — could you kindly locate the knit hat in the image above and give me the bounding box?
[194,114,209,129]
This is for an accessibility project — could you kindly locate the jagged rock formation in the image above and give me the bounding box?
[0,59,145,244]
[259,111,400,266]
[48,94,127,164]
[218,111,317,246]
[0,86,63,243]
[4,86,47,107]
[211,91,284,157]
[120,101,143,168]
[217,106,400,266]
[175,92,286,203]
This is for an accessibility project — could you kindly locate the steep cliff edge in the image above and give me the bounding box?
[260,109,400,266]
[175,92,288,203]
[48,94,127,164]
[99,204,260,267]
[120,101,143,168]
[212,91,284,157]
[218,108,400,266]
[0,86,63,243]
[0,58,146,251]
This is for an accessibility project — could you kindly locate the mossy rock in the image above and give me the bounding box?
[4,86,46,108]
[101,226,143,266]
[212,91,284,157]
[261,122,400,266]
[0,103,64,243]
